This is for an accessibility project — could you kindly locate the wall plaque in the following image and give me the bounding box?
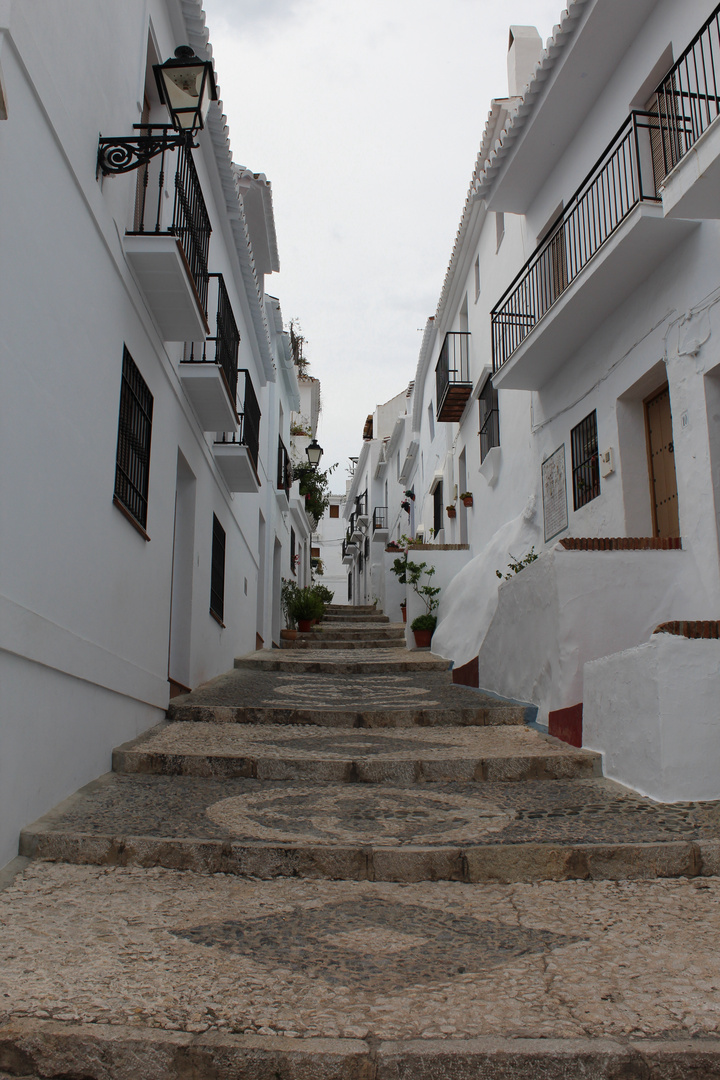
[542,444,568,542]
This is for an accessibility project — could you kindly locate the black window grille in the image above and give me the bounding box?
[571,411,601,510]
[364,537,370,559]
[114,346,153,530]
[372,506,388,532]
[433,481,443,535]
[479,379,500,463]
[210,514,226,623]
[290,527,296,574]
[277,438,291,494]
[347,574,352,601]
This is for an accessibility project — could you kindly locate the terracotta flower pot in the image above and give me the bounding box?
[298,619,313,633]
[280,629,298,641]
[447,507,456,518]
[462,496,473,507]
[413,628,433,648]
[401,605,407,623]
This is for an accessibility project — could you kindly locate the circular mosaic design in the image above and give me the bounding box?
[206,786,515,845]
[265,674,438,709]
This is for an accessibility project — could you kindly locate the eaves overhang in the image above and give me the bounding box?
[180,0,274,382]
[477,0,662,215]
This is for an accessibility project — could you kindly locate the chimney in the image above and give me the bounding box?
[507,25,543,97]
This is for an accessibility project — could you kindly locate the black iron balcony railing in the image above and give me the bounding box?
[436,332,471,421]
[349,511,357,536]
[491,112,660,373]
[356,489,368,518]
[184,274,240,402]
[372,506,388,533]
[652,3,720,183]
[128,125,211,314]
[215,370,260,471]
[277,438,291,495]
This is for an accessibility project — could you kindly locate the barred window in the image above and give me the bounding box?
[433,480,443,535]
[478,379,499,463]
[571,411,600,510]
[114,346,153,531]
[290,527,296,574]
[210,514,226,623]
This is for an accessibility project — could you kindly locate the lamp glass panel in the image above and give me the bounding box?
[160,64,207,128]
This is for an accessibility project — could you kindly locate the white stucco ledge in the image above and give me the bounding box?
[583,635,720,803]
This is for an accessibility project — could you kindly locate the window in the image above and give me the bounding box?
[311,546,320,558]
[474,256,481,300]
[210,514,226,623]
[571,411,600,510]
[329,504,340,519]
[433,480,443,535]
[496,212,505,251]
[478,379,500,463]
[290,527,297,573]
[114,346,153,533]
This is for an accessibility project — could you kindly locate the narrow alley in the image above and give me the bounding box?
[1,608,719,1078]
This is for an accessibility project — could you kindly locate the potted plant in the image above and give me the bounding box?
[386,540,401,552]
[400,599,407,623]
[401,499,411,514]
[404,490,416,501]
[280,577,299,640]
[410,612,436,648]
[460,491,473,507]
[288,586,325,632]
[446,505,457,519]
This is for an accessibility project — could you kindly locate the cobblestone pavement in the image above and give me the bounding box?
[1,864,720,1042]
[5,606,720,1077]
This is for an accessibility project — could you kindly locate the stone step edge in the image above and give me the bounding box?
[234,658,451,674]
[2,1020,720,1080]
[112,745,599,782]
[165,705,526,727]
[18,833,719,884]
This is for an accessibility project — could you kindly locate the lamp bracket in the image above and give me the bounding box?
[97,126,196,176]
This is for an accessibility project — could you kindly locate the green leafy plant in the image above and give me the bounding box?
[293,461,337,522]
[410,612,437,633]
[288,586,325,623]
[281,577,299,629]
[496,546,539,581]
[312,583,334,608]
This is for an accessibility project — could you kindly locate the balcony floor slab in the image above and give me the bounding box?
[662,115,720,220]
[179,363,238,433]
[124,234,209,342]
[214,443,259,492]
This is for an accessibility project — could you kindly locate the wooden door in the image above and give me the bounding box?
[645,384,679,538]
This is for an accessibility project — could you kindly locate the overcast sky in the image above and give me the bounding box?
[203,0,564,486]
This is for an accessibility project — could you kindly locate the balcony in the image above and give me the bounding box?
[655,5,720,220]
[491,113,697,391]
[341,537,356,565]
[372,506,389,541]
[122,127,211,341]
[276,438,291,505]
[436,333,471,421]
[213,370,261,492]
[180,274,239,432]
[355,489,370,529]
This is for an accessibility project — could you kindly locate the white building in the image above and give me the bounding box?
[354,1,720,801]
[0,0,313,867]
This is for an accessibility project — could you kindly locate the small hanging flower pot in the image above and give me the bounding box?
[446,505,457,518]
[400,601,407,623]
[401,500,411,513]
[460,491,473,507]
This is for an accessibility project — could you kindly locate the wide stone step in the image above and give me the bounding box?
[236,649,448,674]
[113,722,600,783]
[168,666,523,728]
[284,637,404,651]
[297,624,406,640]
[19,773,719,883]
[2,865,720,1079]
[325,604,378,615]
[322,613,390,623]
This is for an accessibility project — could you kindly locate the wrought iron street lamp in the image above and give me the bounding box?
[305,438,323,469]
[97,46,217,176]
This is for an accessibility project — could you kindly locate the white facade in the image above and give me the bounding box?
[350,0,720,799]
[0,0,313,867]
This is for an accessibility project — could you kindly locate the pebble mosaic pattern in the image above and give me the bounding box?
[1,864,719,1042]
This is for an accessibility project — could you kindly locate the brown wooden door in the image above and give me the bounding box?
[645,384,679,538]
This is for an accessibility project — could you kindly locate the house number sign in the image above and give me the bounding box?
[542,444,568,542]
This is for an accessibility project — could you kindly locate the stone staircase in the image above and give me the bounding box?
[2,605,720,1078]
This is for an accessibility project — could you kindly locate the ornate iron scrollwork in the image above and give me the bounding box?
[97,128,195,176]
